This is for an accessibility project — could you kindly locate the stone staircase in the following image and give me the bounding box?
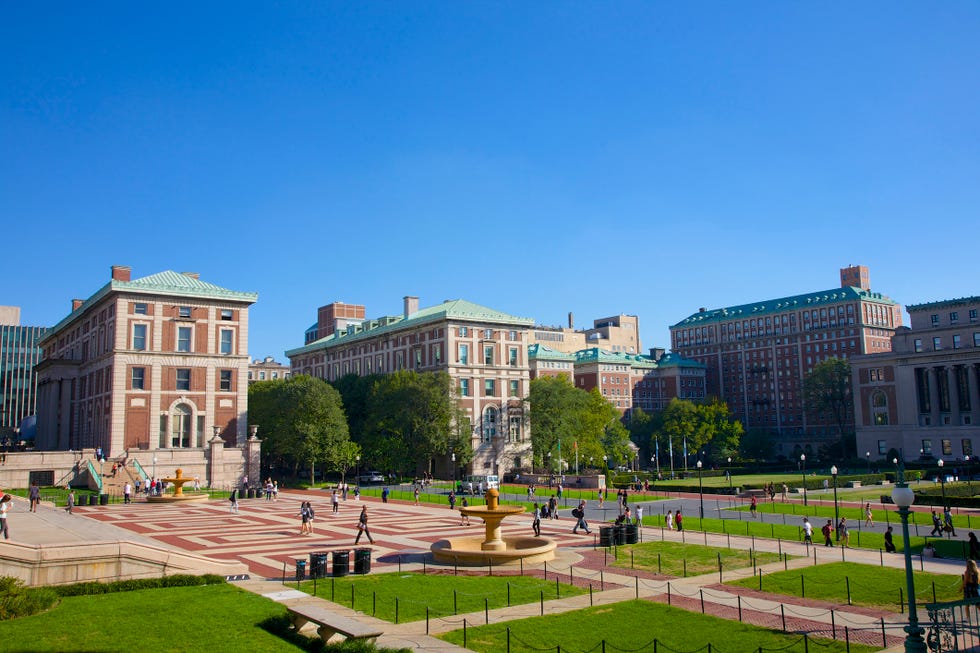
[91,458,144,495]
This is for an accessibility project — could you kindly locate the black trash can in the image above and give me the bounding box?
[599,526,613,547]
[625,524,638,544]
[295,559,307,581]
[309,552,328,579]
[354,548,372,575]
[613,525,626,545]
[84,494,95,506]
[332,550,350,577]
[248,488,257,499]
[99,493,109,506]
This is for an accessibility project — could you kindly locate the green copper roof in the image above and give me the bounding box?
[544,346,704,371]
[44,270,258,340]
[670,286,898,329]
[907,296,980,312]
[527,344,576,361]
[286,299,534,357]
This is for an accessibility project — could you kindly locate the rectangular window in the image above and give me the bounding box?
[921,439,933,455]
[953,334,962,349]
[485,379,496,396]
[459,378,470,396]
[964,440,974,457]
[179,306,192,318]
[484,346,494,366]
[878,439,887,455]
[177,326,192,352]
[950,312,959,323]
[931,314,940,326]
[484,329,493,339]
[933,337,942,351]
[219,370,232,391]
[509,380,519,397]
[459,326,468,337]
[133,324,147,350]
[220,329,233,355]
[131,367,145,390]
[942,439,953,456]
[176,369,191,391]
[975,333,980,348]
[509,330,517,341]
[459,344,469,365]
[220,309,233,321]
[509,347,518,366]
[259,371,266,380]
[914,339,923,353]
[971,309,978,322]
[134,303,147,315]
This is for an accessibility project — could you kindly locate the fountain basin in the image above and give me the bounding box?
[145,492,210,503]
[431,535,556,565]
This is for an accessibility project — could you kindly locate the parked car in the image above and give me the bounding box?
[359,471,385,484]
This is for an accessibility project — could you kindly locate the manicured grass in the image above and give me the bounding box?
[739,500,980,531]
[648,515,929,553]
[0,583,311,652]
[609,540,785,577]
[438,599,876,652]
[727,561,961,611]
[301,572,587,623]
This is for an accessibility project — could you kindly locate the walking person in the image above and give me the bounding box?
[884,526,897,553]
[460,497,470,525]
[307,502,316,535]
[299,502,311,535]
[66,490,75,515]
[675,509,683,532]
[414,486,420,506]
[802,517,813,546]
[572,500,591,534]
[837,517,850,547]
[532,503,541,537]
[750,495,758,517]
[963,559,980,602]
[822,519,834,546]
[228,488,239,513]
[666,509,674,530]
[448,490,456,510]
[970,532,980,561]
[381,486,390,503]
[29,481,40,512]
[354,505,374,544]
[635,504,644,526]
[331,490,340,514]
[0,493,10,539]
[930,510,944,537]
[123,482,132,504]
[944,506,957,536]
[865,502,874,527]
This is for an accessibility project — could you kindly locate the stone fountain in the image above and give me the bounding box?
[146,468,208,503]
[430,488,556,565]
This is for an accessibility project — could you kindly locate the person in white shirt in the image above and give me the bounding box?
[803,517,813,545]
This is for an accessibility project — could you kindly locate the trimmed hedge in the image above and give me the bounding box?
[53,574,226,597]
[0,577,59,620]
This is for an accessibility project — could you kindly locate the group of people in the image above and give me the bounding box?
[664,509,683,531]
[931,508,957,537]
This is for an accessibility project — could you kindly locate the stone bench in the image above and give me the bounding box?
[847,481,862,488]
[287,605,383,644]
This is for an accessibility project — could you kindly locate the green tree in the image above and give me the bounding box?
[739,429,776,462]
[526,376,589,466]
[698,398,744,461]
[363,370,462,477]
[803,357,853,441]
[247,375,350,481]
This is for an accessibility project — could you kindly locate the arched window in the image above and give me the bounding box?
[872,391,889,426]
[483,406,498,443]
[172,404,192,447]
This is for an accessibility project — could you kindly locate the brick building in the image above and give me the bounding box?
[530,313,641,355]
[248,356,291,383]
[853,296,980,463]
[34,266,258,454]
[670,266,902,456]
[287,296,534,476]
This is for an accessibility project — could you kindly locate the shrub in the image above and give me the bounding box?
[54,574,226,597]
[0,577,59,620]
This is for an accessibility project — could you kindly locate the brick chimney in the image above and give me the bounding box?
[72,299,85,311]
[111,265,132,282]
[404,296,419,318]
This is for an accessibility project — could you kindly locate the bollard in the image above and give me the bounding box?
[667,581,671,606]
[846,577,851,605]
[395,597,399,624]
[590,584,593,606]
[540,591,544,616]
[781,604,786,631]
[801,575,805,598]
[426,607,429,634]
[485,597,489,624]
[737,594,742,621]
[700,588,705,613]
[718,553,723,583]
[463,619,467,648]
[658,553,662,574]
[601,569,604,591]
[831,609,836,639]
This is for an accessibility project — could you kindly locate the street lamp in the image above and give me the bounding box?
[831,465,839,541]
[451,452,456,484]
[152,455,158,483]
[356,455,361,485]
[800,454,807,506]
[866,451,871,473]
[892,457,927,652]
[696,459,704,519]
[727,457,733,491]
[937,459,947,507]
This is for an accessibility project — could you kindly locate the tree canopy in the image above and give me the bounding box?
[803,357,853,439]
[654,398,743,467]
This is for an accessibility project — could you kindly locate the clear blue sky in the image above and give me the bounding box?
[3,3,978,360]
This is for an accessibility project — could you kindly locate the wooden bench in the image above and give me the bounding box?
[287,604,383,644]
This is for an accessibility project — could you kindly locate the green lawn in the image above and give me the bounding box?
[739,500,980,531]
[438,599,876,652]
[301,571,587,623]
[646,515,929,553]
[0,583,404,652]
[727,561,961,611]
[609,540,786,576]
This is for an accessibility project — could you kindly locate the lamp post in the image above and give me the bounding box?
[800,454,807,506]
[937,459,946,507]
[696,459,704,519]
[547,452,552,474]
[356,455,361,485]
[727,456,733,491]
[451,452,456,484]
[866,451,871,473]
[152,455,158,483]
[892,457,927,652]
[831,465,839,541]
[967,455,973,490]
